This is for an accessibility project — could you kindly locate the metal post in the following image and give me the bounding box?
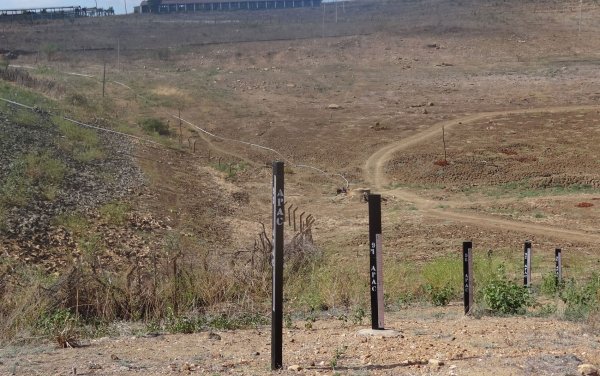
[368,194,384,330]
[271,161,284,370]
[524,241,532,288]
[555,248,562,284]
[463,241,473,315]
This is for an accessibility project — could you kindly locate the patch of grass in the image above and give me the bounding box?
[212,162,248,179]
[484,180,598,198]
[0,151,66,206]
[55,117,104,162]
[560,275,600,321]
[540,272,561,296]
[53,213,89,236]
[425,283,454,306]
[163,311,268,334]
[12,108,41,126]
[0,206,6,232]
[0,82,54,109]
[99,202,130,226]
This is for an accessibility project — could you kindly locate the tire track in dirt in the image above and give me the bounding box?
[364,105,600,244]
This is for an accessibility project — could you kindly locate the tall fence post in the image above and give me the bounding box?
[523,241,532,289]
[463,241,473,315]
[555,248,562,284]
[368,194,384,330]
[271,161,284,370]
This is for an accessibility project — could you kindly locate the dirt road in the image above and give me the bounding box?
[363,105,600,244]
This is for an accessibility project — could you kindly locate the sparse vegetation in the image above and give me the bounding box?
[2,1,600,373]
[481,271,533,315]
[99,202,130,225]
[560,275,600,321]
[139,117,170,136]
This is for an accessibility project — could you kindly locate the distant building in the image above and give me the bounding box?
[134,0,322,13]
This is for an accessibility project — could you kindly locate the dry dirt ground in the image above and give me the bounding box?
[1,308,599,375]
[2,0,600,374]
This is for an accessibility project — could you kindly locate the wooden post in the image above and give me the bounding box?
[463,241,473,315]
[271,161,284,370]
[368,194,384,330]
[555,248,562,284]
[524,241,532,289]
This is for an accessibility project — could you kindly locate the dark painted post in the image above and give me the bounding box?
[271,161,284,370]
[523,241,532,288]
[555,248,562,284]
[368,194,384,330]
[463,241,473,315]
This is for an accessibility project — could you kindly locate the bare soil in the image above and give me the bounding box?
[2,307,599,375]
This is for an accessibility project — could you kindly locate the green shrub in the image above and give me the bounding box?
[351,306,366,325]
[560,275,600,321]
[482,277,533,315]
[140,118,170,136]
[425,283,454,306]
[540,272,561,296]
[165,307,196,334]
[36,308,77,336]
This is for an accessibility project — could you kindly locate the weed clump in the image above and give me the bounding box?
[560,275,600,321]
[482,276,533,315]
[140,118,170,136]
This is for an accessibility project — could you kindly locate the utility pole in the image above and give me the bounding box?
[335,0,338,23]
[102,62,106,98]
[117,38,120,71]
[578,0,583,37]
[322,2,325,38]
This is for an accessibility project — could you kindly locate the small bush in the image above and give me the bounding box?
[425,283,454,306]
[560,275,600,321]
[482,278,533,315]
[540,272,561,296]
[351,306,366,325]
[140,118,170,136]
[165,308,196,334]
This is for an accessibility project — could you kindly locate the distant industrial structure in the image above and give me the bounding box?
[134,0,323,13]
[0,6,115,21]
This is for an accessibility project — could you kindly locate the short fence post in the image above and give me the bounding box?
[524,241,532,289]
[368,193,384,330]
[555,248,562,284]
[463,241,473,315]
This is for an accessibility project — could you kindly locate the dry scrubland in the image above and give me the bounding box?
[1,0,600,374]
